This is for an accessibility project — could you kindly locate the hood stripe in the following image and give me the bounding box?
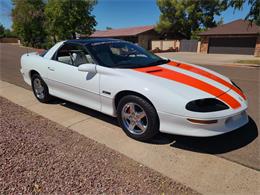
[134,66,241,109]
[167,61,246,100]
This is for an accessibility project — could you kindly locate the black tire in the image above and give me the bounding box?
[117,95,159,141]
[31,74,52,103]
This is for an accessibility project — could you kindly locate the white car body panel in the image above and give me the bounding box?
[45,59,100,111]
[20,41,248,137]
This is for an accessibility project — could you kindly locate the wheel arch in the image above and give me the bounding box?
[114,90,160,138]
[29,70,40,79]
[114,90,158,113]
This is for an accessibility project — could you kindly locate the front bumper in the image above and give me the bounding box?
[158,110,248,137]
[20,68,31,86]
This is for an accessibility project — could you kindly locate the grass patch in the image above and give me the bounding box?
[236,60,260,65]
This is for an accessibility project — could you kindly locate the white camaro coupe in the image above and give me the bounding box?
[20,38,248,141]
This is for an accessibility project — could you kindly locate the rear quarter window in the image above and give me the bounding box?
[39,50,49,57]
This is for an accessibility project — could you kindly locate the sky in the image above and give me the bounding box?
[0,0,251,30]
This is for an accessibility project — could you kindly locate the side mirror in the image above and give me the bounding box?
[78,64,97,73]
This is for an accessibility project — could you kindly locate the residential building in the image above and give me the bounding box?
[81,25,160,50]
[199,19,260,56]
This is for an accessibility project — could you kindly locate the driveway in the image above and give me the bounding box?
[158,52,260,66]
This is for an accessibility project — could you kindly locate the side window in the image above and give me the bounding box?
[55,44,73,65]
[55,44,95,67]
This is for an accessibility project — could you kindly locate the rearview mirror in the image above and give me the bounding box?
[78,64,97,73]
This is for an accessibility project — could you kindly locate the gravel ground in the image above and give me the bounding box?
[0,97,198,194]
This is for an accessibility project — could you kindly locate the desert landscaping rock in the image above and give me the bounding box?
[0,97,198,194]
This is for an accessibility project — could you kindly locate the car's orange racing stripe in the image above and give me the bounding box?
[134,66,241,109]
[167,61,246,100]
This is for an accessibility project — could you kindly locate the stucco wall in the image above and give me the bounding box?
[138,30,160,50]
[254,36,260,57]
[151,40,180,51]
[0,37,19,43]
[162,40,174,50]
[200,36,209,53]
[151,40,162,50]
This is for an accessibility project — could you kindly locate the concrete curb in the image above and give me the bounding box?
[223,63,260,68]
[1,80,259,194]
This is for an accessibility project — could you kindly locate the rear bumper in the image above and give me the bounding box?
[158,110,248,137]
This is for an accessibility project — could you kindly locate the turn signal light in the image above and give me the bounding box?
[187,118,218,124]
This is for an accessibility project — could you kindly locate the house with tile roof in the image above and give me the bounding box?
[81,25,161,50]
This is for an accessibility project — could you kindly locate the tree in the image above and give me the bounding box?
[216,17,224,25]
[0,24,5,38]
[12,0,46,47]
[156,0,227,39]
[45,0,97,42]
[0,23,16,38]
[227,0,260,25]
[106,26,113,30]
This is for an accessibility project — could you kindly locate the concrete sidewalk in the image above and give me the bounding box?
[0,80,259,194]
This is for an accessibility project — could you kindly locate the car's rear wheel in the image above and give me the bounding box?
[31,74,52,103]
[117,95,159,141]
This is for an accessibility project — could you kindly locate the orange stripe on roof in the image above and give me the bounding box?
[167,61,246,100]
[135,66,241,109]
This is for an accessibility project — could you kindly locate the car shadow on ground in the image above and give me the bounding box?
[56,99,258,154]
[58,99,175,144]
[57,99,119,126]
[162,117,258,154]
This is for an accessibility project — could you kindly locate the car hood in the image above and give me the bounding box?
[131,61,232,95]
[117,60,246,110]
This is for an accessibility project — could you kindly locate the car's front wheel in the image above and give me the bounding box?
[117,95,159,141]
[31,74,52,103]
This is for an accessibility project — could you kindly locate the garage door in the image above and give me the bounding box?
[208,37,256,55]
[180,39,198,52]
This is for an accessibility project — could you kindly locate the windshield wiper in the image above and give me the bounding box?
[148,59,170,66]
[113,62,137,68]
[113,58,170,68]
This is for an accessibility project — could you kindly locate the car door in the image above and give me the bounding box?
[46,43,101,111]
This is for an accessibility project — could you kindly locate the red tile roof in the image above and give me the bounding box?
[90,25,155,37]
[199,19,260,36]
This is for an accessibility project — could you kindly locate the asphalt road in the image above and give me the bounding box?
[0,43,259,170]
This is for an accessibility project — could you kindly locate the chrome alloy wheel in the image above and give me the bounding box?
[33,78,45,99]
[121,102,148,135]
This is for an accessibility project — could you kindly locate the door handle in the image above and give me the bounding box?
[48,67,55,71]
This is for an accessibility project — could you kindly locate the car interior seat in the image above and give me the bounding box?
[72,51,88,66]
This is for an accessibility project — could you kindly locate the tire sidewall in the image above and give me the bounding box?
[117,95,159,141]
[31,74,51,103]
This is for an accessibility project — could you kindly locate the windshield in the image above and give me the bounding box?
[87,41,169,68]
[39,49,49,57]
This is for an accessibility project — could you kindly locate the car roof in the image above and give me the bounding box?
[65,38,125,46]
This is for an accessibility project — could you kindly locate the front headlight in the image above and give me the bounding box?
[186,98,229,112]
